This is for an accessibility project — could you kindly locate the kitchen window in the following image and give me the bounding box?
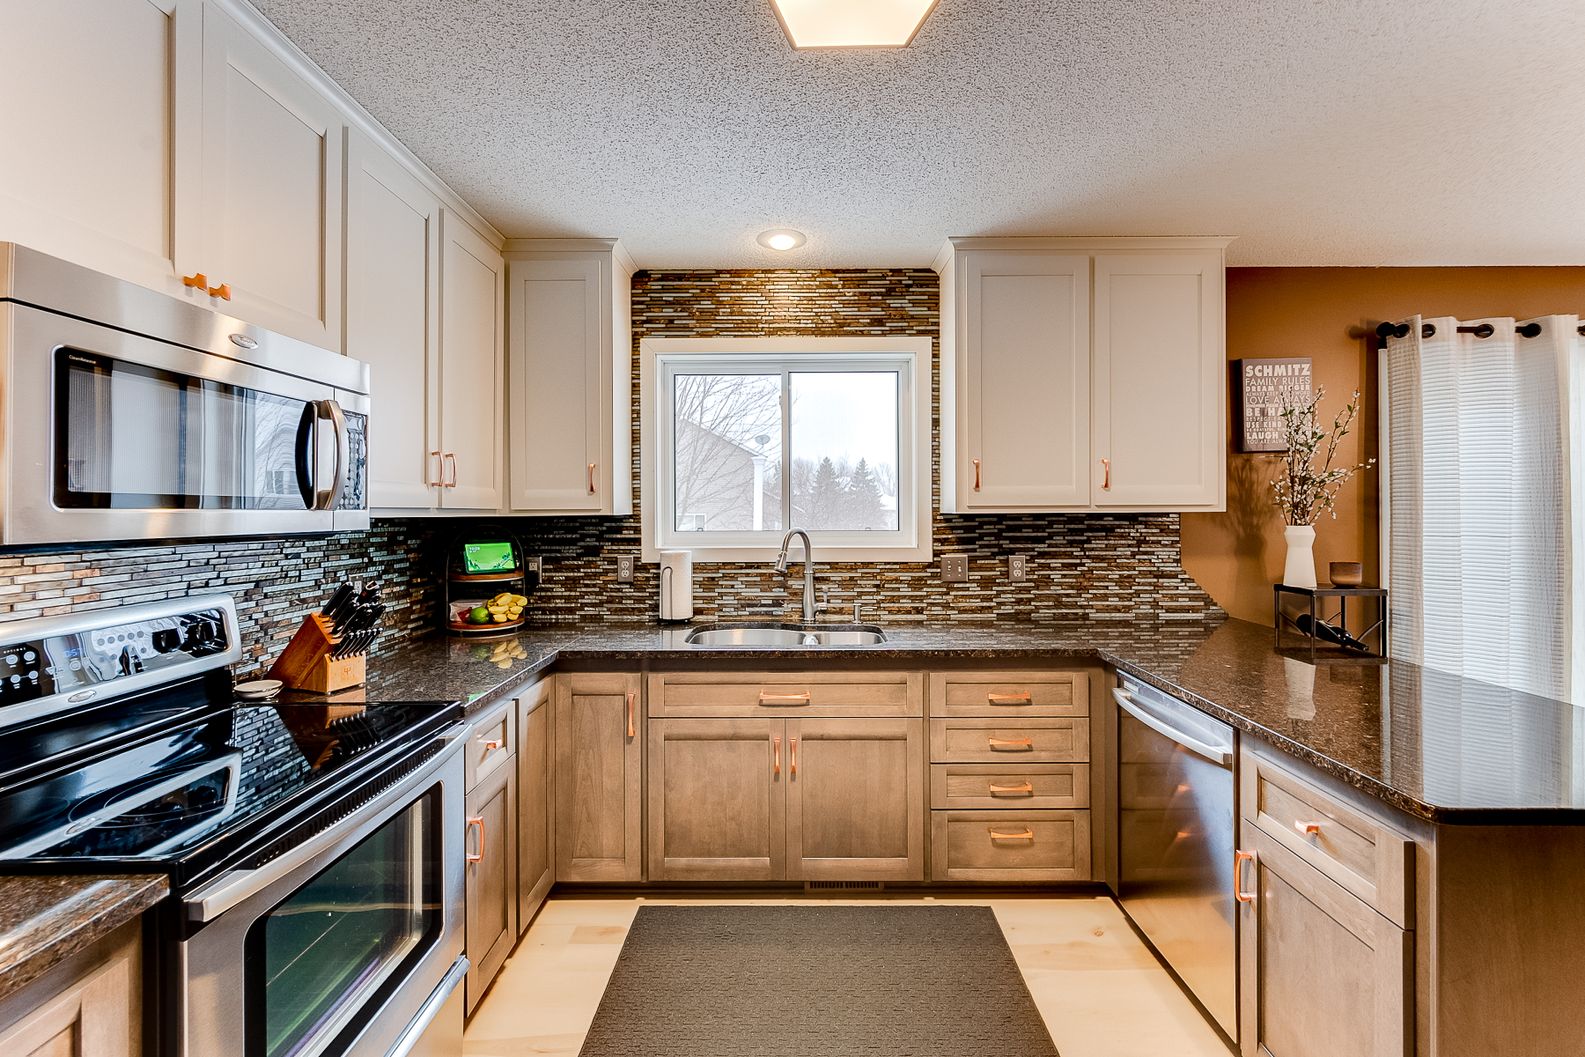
[641,337,931,561]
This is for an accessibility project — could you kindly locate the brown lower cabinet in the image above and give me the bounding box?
[1237,820,1411,1057]
[464,756,518,1014]
[556,672,643,882]
[647,717,924,882]
[0,922,141,1056]
[517,680,555,929]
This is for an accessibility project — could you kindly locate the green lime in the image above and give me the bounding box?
[468,606,491,624]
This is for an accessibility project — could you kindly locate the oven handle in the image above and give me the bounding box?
[386,956,468,1057]
[1113,688,1232,767]
[184,722,468,925]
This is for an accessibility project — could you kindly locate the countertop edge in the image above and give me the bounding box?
[0,873,168,1004]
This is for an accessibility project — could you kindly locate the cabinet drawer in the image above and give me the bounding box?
[930,810,1091,881]
[465,701,515,791]
[929,718,1090,763]
[930,763,1090,810]
[648,672,922,718]
[1241,749,1413,926]
[928,670,1090,718]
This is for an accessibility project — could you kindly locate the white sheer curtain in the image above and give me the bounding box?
[1384,314,1584,702]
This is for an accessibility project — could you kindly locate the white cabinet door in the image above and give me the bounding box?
[958,251,1091,510]
[507,255,606,513]
[0,0,198,296]
[1091,251,1224,509]
[345,129,441,510]
[199,4,344,350]
[439,212,504,510]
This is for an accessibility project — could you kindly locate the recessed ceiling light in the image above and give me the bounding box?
[771,0,940,49]
[756,228,807,251]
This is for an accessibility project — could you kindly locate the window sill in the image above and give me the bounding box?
[641,541,933,564]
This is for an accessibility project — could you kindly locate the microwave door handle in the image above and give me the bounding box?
[295,401,318,509]
[317,399,348,511]
[1112,688,1232,767]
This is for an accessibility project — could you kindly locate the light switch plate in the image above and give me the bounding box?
[1009,554,1028,581]
[525,556,543,576]
[616,556,636,582]
[941,555,968,583]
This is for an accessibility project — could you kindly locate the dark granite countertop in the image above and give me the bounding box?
[348,617,1585,824]
[0,874,167,1002]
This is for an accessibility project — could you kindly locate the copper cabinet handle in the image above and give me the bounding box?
[989,827,1035,841]
[182,272,208,290]
[758,691,812,706]
[773,733,782,776]
[482,738,504,751]
[989,781,1035,797]
[988,736,1034,751]
[972,458,982,492]
[1294,820,1322,836]
[987,692,1033,706]
[790,736,797,776]
[587,462,597,494]
[428,450,443,487]
[625,691,636,738]
[207,281,232,301]
[442,452,458,487]
[1234,849,1257,903]
[1102,458,1111,490]
[466,816,486,864]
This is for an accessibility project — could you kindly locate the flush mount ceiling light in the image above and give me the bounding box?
[771,0,940,49]
[756,228,807,251]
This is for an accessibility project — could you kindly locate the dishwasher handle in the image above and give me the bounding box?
[1113,687,1232,767]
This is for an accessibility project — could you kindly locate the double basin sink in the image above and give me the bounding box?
[684,622,887,647]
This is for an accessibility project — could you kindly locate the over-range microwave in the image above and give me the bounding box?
[0,244,369,545]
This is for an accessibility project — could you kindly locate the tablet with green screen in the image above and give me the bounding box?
[463,541,516,574]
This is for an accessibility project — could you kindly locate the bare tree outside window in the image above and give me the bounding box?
[673,374,782,531]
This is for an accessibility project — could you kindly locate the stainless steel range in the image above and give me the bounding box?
[0,596,467,1057]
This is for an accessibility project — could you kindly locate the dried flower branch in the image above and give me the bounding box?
[1270,387,1375,526]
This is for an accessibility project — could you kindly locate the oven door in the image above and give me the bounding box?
[179,729,465,1057]
[5,302,367,544]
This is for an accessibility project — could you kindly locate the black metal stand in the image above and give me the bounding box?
[1273,583,1389,661]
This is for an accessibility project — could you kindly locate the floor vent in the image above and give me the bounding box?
[804,880,885,891]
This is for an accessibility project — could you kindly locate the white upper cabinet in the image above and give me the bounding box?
[1091,251,1224,508]
[0,0,199,296]
[440,213,506,511]
[345,129,442,510]
[938,237,1229,514]
[197,3,344,350]
[505,241,634,516]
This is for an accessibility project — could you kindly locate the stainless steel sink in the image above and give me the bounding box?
[684,622,886,647]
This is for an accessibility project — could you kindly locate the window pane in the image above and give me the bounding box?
[789,372,900,531]
[672,373,783,532]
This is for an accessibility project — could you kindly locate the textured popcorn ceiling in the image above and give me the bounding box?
[253,0,1585,268]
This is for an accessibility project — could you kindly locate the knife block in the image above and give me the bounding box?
[268,613,367,693]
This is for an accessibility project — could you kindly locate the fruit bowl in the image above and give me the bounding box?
[449,591,529,634]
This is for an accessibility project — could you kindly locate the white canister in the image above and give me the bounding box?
[658,550,694,622]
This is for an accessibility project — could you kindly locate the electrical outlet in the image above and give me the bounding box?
[616,556,636,582]
[941,555,968,583]
[1009,554,1028,581]
[525,556,543,576]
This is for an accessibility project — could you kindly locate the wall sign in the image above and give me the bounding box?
[1234,358,1313,452]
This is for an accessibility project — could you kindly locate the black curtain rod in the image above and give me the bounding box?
[1376,321,1498,340]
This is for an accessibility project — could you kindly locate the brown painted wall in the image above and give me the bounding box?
[1183,266,1585,625]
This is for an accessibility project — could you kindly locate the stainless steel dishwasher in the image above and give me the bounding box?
[1114,675,1238,1042]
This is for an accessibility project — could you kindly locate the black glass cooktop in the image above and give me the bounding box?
[0,679,459,889]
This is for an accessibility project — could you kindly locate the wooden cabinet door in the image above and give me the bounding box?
[1091,250,1224,509]
[955,251,1091,510]
[0,0,197,298]
[517,681,554,930]
[346,128,441,511]
[555,674,643,882]
[507,254,608,513]
[1238,823,1410,1057]
[786,719,925,881]
[648,718,785,881]
[464,758,517,1013]
[0,925,141,1057]
[438,211,504,510]
[199,5,344,349]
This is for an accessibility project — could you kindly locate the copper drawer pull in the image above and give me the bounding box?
[989,828,1035,841]
[972,458,982,491]
[442,452,458,488]
[1102,457,1111,490]
[988,736,1034,751]
[989,781,1035,797]
[758,691,812,706]
[466,816,486,864]
[790,736,798,776]
[1294,819,1322,836]
[428,450,443,487]
[1234,849,1257,903]
[482,737,504,751]
[587,462,597,494]
[773,733,781,776]
[625,691,636,738]
[987,692,1033,706]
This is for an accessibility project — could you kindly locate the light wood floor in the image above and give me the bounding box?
[463,893,1233,1057]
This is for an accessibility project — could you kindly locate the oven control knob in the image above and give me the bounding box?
[118,645,144,676]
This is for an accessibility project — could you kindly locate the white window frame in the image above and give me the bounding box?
[640,336,932,563]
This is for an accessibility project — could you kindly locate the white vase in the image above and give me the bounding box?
[1282,524,1318,589]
